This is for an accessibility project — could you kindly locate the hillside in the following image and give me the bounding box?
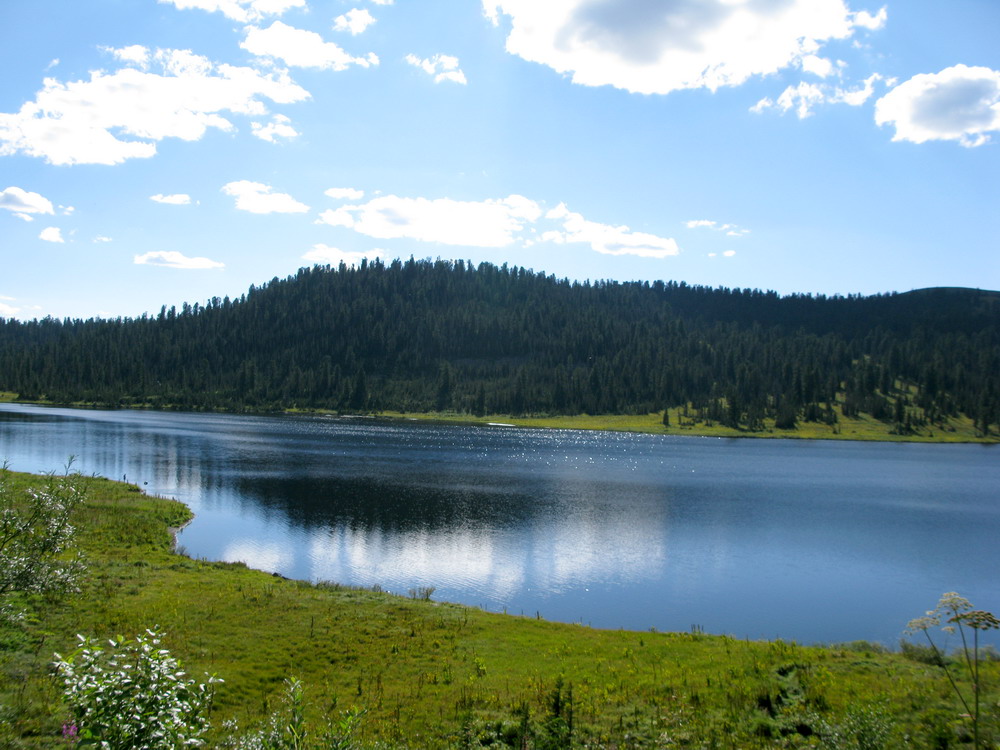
[0,260,997,438]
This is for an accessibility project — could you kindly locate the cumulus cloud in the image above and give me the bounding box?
[0,186,55,216]
[0,298,20,318]
[319,194,540,246]
[222,180,309,213]
[150,193,192,204]
[484,0,885,95]
[325,187,365,200]
[0,47,309,165]
[405,54,467,84]
[302,244,383,266]
[242,21,379,70]
[801,55,836,78]
[875,64,1000,147]
[158,0,305,23]
[334,8,376,35]
[544,204,679,258]
[134,250,225,269]
[751,73,884,118]
[686,219,749,237]
[852,6,887,30]
[39,227,64,243]
[318,191,680,258]
[251,113,298,142]
[103,44,151,67]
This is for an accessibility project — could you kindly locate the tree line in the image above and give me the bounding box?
[0,259,997,434]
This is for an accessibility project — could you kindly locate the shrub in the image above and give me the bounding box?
[53,629,221,749]
[0,463,86,623]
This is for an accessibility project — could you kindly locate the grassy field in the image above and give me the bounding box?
[377,407,994,444]
[2,470,997,748]
[3,390,995,444]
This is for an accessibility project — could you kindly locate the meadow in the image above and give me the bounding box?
[1,469,997,748]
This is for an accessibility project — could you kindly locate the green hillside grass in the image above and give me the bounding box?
[378,405,992,443]
[2,470,997,748]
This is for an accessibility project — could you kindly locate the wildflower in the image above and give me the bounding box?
[957,610,1000,631]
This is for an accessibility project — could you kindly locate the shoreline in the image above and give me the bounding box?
[2,397,996,445]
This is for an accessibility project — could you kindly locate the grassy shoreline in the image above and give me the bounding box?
[2,470,996,747]
[3,393,996,444]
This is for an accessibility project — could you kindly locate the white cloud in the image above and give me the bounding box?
[93,235,113,243]
[544,203,679,258]
[319,191,680,258]
[150,193,192,204]
[251,113,298,142]
[318,194,540,246]
[801,55,834,78]
[852,6,887,30]
[158,0,305,23]
[484,0,884,95]
[723,250,736,257]
[334,8,376,35]
[752,73,884,118]
[0,186,55,216]
[134,250,225,269]
[405,54,467,85]
[325,187,365,200]
[754,82,827,118]
[0,300,20,317]
[39,227,64,243]
[222,180,309,213]
[0,48,309,165]
[302,244,383,266]
[686,219,750,237]
[686,219,716,229]
[242,21,379,70]
[369,0,392,4]
[103,45,151,68]
[874,65,1000,147]
[832,72,883,106]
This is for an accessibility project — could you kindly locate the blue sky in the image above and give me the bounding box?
[1,0,998,321]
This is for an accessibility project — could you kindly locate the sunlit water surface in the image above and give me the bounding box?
[1,403,997,646]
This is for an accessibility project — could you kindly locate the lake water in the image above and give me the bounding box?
[1,402,997,646]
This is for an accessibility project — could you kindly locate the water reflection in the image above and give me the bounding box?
[0,403,997,644]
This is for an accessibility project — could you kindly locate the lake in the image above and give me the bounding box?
[1,402,997,646]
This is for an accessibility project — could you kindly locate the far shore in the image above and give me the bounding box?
[2,394,995,444]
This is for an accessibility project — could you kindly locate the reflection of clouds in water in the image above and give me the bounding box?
[308,526,526,599]
[304,487,669,599]
[538,509,666,591]
[222,539,293,573]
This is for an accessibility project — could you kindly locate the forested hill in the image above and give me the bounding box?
[1,259,998,434]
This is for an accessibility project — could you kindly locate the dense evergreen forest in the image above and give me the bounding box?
[1,259,998,435]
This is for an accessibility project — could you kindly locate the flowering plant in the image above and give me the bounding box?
[905,592,999,748]
[54,628,222,749]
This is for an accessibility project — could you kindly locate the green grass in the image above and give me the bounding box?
[377,406,994,444]
[4,390,995,443]
[3,471,997,748]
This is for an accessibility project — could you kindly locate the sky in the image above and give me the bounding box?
[1,0,998,321]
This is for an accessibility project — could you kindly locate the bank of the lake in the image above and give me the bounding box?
[374,408,995,444]
[3,469,996,748]
[4,392,993,444]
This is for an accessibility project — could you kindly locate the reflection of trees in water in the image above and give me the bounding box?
[231,474,536,532]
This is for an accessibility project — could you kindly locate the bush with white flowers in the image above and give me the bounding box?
[0,463,85,623]
[54,629,221,749]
